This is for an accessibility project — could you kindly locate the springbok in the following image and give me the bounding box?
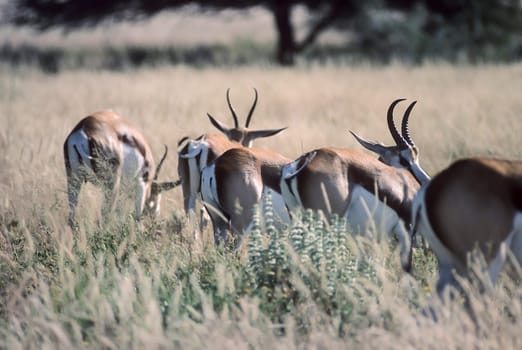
[177,88,286,215]
[411,158,522,295]
[200,146,291,246]
[280,99,431,269]
[64,110,179,228]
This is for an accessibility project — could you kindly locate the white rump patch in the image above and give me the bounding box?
[179,138,205,159]
[180,138,210,212]
[66,129,93,172]
[280,152,316,211]
[200,163,222,218]
[121,143,145,183]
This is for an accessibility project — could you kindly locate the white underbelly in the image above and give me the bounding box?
[344,185,401,238]
[510,212,522,260]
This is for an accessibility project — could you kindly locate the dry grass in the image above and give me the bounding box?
[1,62,522,348]
[2,63,522,216]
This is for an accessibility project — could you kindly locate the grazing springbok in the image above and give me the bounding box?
[280,99,431,269]
[177,88,286,215]
[200,146,291,246]
[64,110,179,227]
[411,158,522,295]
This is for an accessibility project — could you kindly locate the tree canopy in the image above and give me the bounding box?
[3,0,522,65]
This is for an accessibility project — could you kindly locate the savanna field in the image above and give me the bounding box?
[2,62,522,349]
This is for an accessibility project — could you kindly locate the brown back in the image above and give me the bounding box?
[73,111,156,182]
[297,147,420,223]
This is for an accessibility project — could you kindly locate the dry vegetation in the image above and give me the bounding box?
[1,62,522,349]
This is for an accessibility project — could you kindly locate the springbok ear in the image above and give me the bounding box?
[248,127,287,140]
[152,180,181,194]
[349,130,390,155]
[207,113,231,136]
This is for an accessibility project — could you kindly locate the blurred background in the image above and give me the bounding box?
[1,0,521,72]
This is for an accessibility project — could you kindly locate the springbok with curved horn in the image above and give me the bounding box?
[64,110,179,227]
[177,88,286,214]
[411,158,522,294]
[280,99,430,269]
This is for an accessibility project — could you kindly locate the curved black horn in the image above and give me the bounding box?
[387,98,408,146]
[401,101,417,147]
[226,88,239,128]
[245,88,258,128]
[154,144,168,180]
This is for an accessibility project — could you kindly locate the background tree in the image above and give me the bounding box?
[3,0,366,66]
[3,0,522,65]
[380,0,522,62]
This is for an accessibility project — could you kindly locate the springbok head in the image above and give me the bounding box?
[206,88,287,147]
[144,145,180,217]
[350,98,429,185]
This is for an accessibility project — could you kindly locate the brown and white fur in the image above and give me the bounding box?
[64,110,178,227]
[411,158,522,294]
[201,146,291,246]
[280,99,431,269]
[177,88,286,215]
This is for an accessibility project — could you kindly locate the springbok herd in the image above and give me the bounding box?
[63,89,522,299]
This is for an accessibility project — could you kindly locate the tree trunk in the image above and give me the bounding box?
[271,2,296,66]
